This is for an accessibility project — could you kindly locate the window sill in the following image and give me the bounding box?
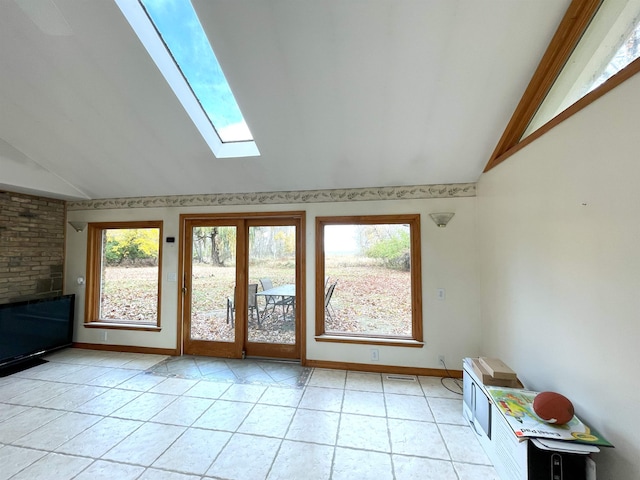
[315,334,424,348]
[84,322,161,332]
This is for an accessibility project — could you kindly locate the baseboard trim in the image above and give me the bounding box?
[304,359,462,378]
[73,342,178,357]
[69,346,462,378]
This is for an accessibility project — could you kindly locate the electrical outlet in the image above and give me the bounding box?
[438,355,445,366]
[371,349,379,361]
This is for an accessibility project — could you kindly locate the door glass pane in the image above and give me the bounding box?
[190,226,237,342]
[248,225,296,344]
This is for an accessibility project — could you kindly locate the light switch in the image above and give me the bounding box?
[168,272,177,282]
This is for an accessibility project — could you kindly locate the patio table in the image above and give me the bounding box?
[256,284,295,321]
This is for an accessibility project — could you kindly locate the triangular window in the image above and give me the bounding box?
[524,2,640,138]
[487,1,640,171]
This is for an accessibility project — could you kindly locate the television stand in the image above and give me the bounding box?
[0,356,48,377]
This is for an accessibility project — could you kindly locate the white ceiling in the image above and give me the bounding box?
[0,0,570,200]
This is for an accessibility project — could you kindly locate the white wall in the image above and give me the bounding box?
[478,73,640,478]
[65,196,480,370]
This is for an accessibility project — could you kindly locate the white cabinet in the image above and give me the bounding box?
[462,358,595,480]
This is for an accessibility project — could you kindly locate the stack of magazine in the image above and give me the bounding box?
[485,386,613,447]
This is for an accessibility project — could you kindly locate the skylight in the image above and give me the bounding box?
[116,0,259,158]
[524,0,640,138]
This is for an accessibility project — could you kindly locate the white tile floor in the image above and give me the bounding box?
[0,349,499,479]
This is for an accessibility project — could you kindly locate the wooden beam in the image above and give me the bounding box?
[484,0,602,172]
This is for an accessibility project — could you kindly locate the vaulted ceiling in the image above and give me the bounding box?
[0,0,570,200]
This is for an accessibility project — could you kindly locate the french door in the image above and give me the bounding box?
[181,212,304,360]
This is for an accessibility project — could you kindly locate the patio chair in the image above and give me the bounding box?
[226,283,258,327]
[325,280,337,320]
[259,278,294,322]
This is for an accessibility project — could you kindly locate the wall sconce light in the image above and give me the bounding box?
[68,221,87,232]
[429,212,455,228]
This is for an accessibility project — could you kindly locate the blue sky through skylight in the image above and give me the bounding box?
[140,0,252,143]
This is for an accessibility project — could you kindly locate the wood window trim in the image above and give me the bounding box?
[485,0,603,172]
[487,56,640,172]
[315,214,423,345]
[83,322,162,332]
[314,335,424,348]
[84,221,163,329]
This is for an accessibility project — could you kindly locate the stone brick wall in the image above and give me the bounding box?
[0,191,66,303]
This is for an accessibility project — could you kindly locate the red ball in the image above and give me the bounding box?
[533,391,574,425]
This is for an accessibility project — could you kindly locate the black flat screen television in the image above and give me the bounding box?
[0,294,75,372]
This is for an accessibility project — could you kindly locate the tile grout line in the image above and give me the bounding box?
[1,351,495,479]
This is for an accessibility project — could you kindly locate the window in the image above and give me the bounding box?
[85,222,162,329]
[115,0,259,158]
[486,0,640,171]
[524,0,640,138]
[315,215,423,346]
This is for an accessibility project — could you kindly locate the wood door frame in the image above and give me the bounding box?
[181,218,245,358]
[178,211,306,361]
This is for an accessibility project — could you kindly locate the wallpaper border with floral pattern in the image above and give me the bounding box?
[67,183,476,211]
